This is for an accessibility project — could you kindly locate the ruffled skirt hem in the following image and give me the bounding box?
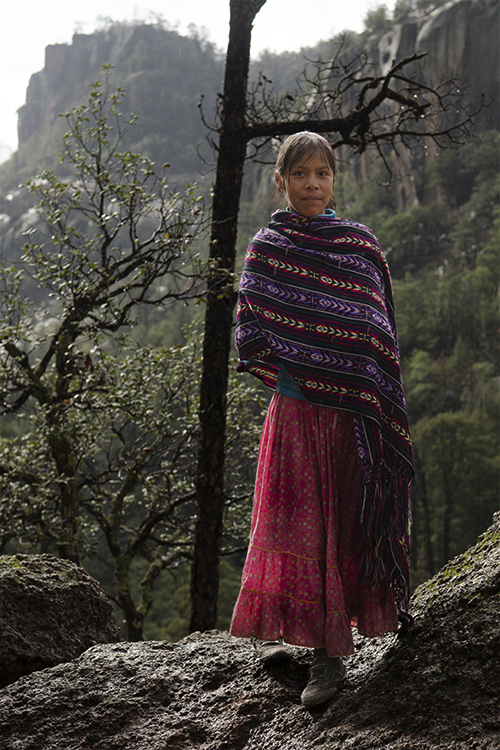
[229,394,399,657]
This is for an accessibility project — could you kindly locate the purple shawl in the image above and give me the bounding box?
[236,210,413,618]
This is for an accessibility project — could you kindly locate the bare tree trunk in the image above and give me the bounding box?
[189,0,267,633]
[413,448,435,579]
[46,406,80,564]
[114,553,144,641]
[419,465,435,578]
[50,332,81,565]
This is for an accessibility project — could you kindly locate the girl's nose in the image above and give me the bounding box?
[305,173,319,188]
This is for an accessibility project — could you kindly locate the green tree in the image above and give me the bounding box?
[413,411,499,571]
[363,5,393,36]
[0,68,208,635]
[0,68,267,639]
[0,319,263,640]
[388,132,500,588]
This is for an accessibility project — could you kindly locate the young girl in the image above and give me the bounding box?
[229,132,413,707]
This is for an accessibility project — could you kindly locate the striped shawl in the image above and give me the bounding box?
[236,210,413,617]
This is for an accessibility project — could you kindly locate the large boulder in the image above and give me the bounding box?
[0,516,498,749]
[0,554,122,688]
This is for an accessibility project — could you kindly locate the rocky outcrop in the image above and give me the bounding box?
[0,554,122,689]
[0,23,222,263]
[340,0,499,209]
[0,516,498,749]
[2,2,498,250]
[416,0,499,113]
[378,0,499,111]
[15,23,223,176]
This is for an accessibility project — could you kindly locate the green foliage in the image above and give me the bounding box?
[0,69,210,638]
[142,563,191,642]
[1,14,498,633]
[0,310,261,639]
[363,5,393,36]
[393,0,415,17]
[0,64,265,644]
[411,410,499,587]
[386,133,500,589]
[334,159,397,227]
[141,556,244,642]
[428,131,500,209]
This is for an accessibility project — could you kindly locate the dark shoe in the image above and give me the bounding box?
[252,637,294,665]
[301,655,345,706]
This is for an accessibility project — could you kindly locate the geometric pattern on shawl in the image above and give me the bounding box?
[236,210,414,616]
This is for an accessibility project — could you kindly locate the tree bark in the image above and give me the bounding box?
[114,553,144,641]
[51,331,81,565]
[413,447,435,579]
[189,0,266,633]
[49,426,81,565]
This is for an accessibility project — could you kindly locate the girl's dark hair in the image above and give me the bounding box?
[274,131,337,209]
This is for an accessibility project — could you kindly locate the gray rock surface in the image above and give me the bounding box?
[0,516,498,749]
[0,554,122,688]
[416,0,499,108]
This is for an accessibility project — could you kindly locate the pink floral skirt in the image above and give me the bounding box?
[230,393,398,656]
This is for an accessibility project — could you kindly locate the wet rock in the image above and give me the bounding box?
[0,517,498,749]
[313,511,500,748]
[0,554,122,688]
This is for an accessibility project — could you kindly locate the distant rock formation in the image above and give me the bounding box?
[0,515,497,749]
[0,143,13,166]
[339,0,499,209]
[0,554,122,689]
[3,1,498,230]
[0,2,497,290]
[16,23,223,177]
[416,0,498,111]
[376,0,498,119]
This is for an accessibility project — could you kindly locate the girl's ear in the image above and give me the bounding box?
[275,171,284,191]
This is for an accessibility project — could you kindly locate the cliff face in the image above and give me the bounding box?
[2,2,498,260]
[0,514,498,749]
[416,0,499,108]
[378,0,498,108]
[17,24,224,175]
[0,23,223,263]
[341,0,499,208]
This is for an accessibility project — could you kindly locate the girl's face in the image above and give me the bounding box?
[275,152,334,218]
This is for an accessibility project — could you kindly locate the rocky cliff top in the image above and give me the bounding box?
[0,514,498,749]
